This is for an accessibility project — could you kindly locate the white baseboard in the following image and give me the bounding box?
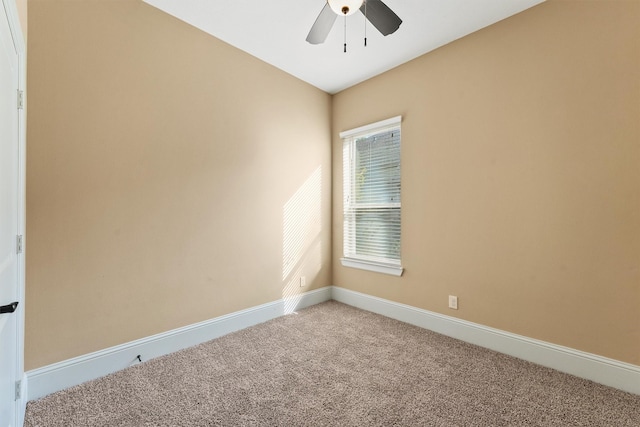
[331,286,640,395]
[26,287,332,401]
[25,285,639,402]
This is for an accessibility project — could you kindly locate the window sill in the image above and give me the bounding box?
[340,258,404,277]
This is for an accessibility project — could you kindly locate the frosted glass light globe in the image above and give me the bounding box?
[327,0,363,16]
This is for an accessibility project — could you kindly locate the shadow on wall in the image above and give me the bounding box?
[282,166,323,313]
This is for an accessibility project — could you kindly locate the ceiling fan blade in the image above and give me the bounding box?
[306,3,338,44]
[360,0,402,36]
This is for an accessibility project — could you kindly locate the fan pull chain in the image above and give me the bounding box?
[343,14,347,53]
[364,1,367,47]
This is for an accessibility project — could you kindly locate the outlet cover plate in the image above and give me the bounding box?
[448,295,458,310]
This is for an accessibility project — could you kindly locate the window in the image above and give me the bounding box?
[341,116,403,276]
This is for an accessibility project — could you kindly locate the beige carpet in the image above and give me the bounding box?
[25,301,639,426]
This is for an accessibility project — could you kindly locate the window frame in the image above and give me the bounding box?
[340,116,403,277]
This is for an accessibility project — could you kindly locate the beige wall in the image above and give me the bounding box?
[333,0,640,365]
[26,0,332,369]
[26,0,640,371]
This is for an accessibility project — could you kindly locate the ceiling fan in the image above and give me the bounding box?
[306,0,402,49]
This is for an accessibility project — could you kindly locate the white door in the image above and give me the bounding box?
[0,1,20,425]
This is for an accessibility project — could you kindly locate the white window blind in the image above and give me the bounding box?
[341,116,402,274]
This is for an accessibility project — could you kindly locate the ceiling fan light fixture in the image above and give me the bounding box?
[327,0,363,16]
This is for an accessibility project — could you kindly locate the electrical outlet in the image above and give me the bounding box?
[448,295,458,310]
[300,276,306,287]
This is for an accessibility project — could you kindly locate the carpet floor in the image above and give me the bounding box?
[24,301,640,426]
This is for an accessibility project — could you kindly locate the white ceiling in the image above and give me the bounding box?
[143,0,545,94]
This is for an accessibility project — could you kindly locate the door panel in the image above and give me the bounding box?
[0,1,19,425]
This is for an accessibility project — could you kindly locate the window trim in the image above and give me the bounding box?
[341,116,404,277]
[339,116,402,139]
[340,257,404,276]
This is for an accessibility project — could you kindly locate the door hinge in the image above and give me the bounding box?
[15,380,21,400]
[16,235,23,254]
[17,89,24,110]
